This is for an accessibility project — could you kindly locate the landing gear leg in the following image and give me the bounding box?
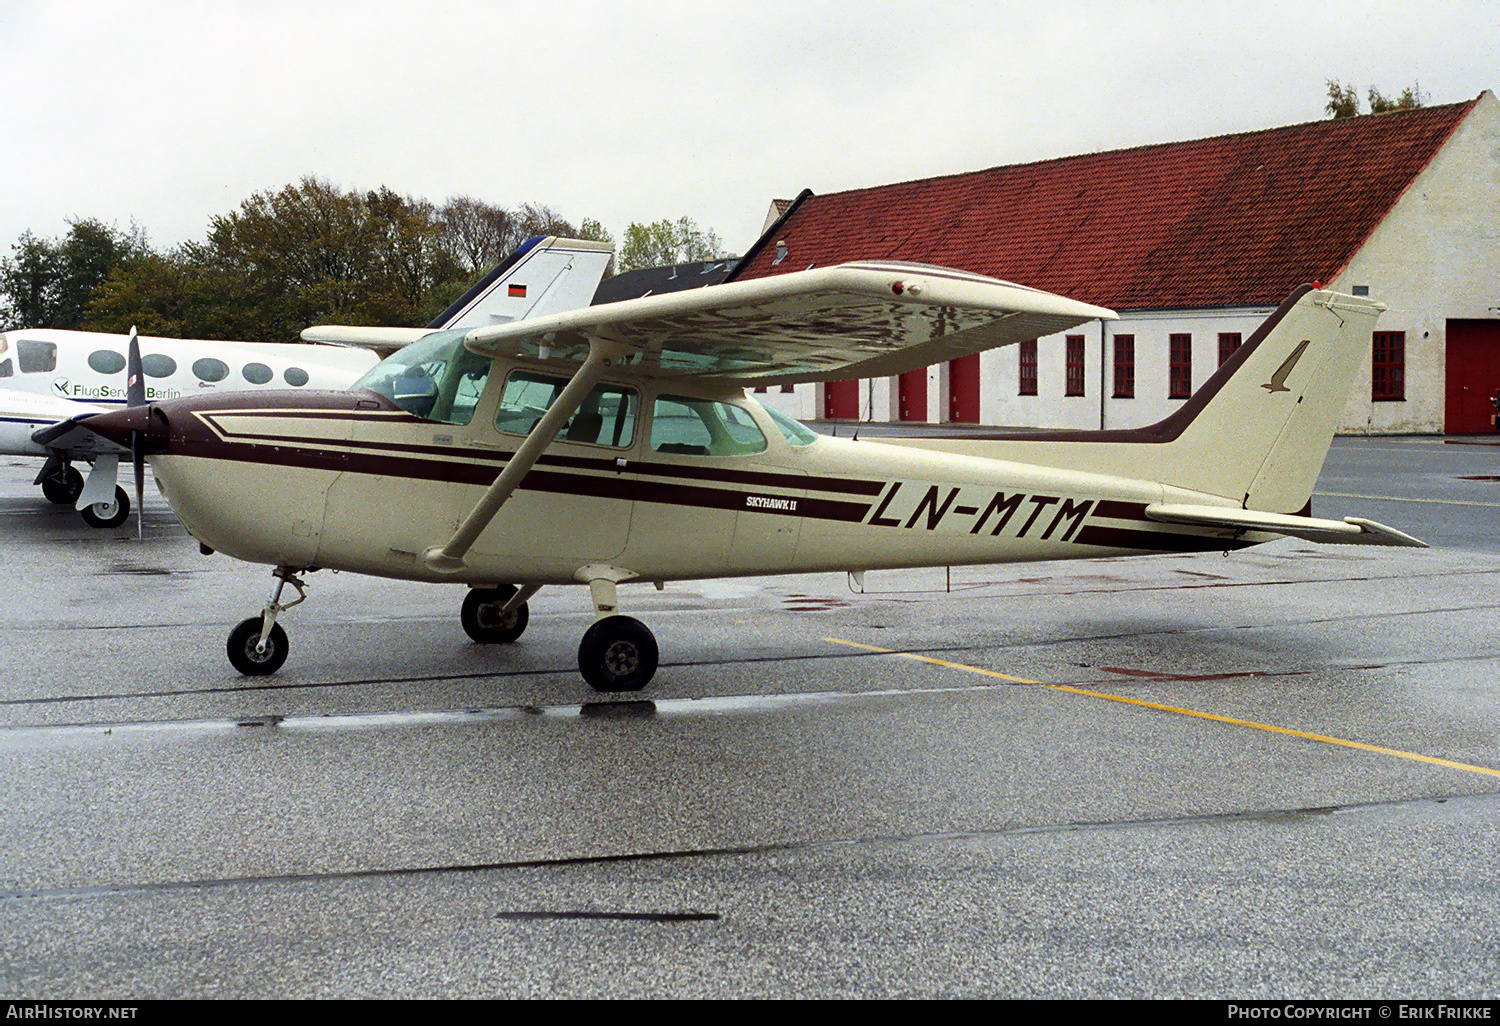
[227,568,307,676]
[577,576,657,693]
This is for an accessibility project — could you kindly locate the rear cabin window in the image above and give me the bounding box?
[650,396,767,456]
[284,367,309,387]
[760,403,819,447]
[495,371,637,448]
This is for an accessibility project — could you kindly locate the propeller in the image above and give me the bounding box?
[126,327,146,539]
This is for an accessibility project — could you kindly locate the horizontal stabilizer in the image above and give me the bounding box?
[1144,503,1427,547]
[299,325,435,352]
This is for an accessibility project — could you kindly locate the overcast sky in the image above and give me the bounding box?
[3,0,1494,261]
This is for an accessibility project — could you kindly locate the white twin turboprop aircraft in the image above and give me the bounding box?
[6,236,611,526]
[45,250,1425,692]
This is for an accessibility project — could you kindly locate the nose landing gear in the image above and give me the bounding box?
[227,568,307,676]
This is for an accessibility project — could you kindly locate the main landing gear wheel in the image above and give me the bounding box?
[461,586,529,643]
[41,466,84,505]
[79,486,130,529]
[578,615,658,693]
[227,617,289,676]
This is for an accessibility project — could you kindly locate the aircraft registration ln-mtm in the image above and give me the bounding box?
[50,256,1425,692]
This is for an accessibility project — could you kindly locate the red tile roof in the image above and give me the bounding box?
[734,98,1480,310]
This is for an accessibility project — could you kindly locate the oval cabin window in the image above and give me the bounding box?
[193,358,230,382]
[89,350,127,374]
[141,354,177,378]
[242,363,273,385]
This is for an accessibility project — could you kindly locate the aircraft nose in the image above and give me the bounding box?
[71,404,171,452]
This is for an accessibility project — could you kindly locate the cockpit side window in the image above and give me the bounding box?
[353,329,493,426]
[495,370,637,448]
[17,340,57,373]
[650,396,768,456]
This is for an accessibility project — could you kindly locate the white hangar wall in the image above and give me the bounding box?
[1328,89,1500,434]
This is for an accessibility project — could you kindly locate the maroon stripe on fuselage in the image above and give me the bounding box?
[165,428,874,522]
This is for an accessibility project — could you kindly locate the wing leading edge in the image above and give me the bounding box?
[460,261,1116,386]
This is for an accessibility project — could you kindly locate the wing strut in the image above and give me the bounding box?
[422,341,620,574]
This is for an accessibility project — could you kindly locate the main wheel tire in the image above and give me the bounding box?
[41,466,84,505]
[227,617,290,676]
[461,586,529,643]
[578,615,658,693]
[79,486,130,529]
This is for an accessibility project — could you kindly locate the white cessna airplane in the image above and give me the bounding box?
[48,256,1424,691]
[5,235,612,526]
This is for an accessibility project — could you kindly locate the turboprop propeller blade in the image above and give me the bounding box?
[127,327,145,538]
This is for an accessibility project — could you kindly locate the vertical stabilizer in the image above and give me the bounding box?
[432,237,615,331]
[887,287,1384,515]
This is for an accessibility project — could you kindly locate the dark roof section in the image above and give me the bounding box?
[731,99,1480,310]
[591,258,737,305]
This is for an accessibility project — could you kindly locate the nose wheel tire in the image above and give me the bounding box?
[578,615,658,693]
[79,486,131,529]
[227,617,290,676]
[461,586,529,643]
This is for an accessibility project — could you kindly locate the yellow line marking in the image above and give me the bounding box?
[824,637,1500,780]
[1316,489,1500,509]
[826,637,1039,683]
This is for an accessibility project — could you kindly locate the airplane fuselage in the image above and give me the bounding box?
[140,364,1255,589]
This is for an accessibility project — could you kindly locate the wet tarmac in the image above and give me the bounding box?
[2,436,1498,998]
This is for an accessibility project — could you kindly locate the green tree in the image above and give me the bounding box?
[1326,79,1360,119]
[438,196,514,275]
[0,232,60,330]
[1369,83,1426,113]
[0,219,143,330]
[1327,79,1426,119]
[617,217,724,273]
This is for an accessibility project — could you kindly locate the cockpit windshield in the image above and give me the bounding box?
[353,329,491,425]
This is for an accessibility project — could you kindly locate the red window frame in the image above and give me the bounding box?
[1064,335,1085,397]
[1218,332,1241,367]
[1113,334,1135,398]
[1018,339,1038,396]
[1372,331,1405,401]
[1169,333,1193,399]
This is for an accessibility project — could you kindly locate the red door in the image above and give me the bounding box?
[948,354,980,423]
[823,379,859,420]
[898,368,927,422]
[1446,320,1500,433]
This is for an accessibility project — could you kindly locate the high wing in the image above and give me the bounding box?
[459,261,1116,386]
